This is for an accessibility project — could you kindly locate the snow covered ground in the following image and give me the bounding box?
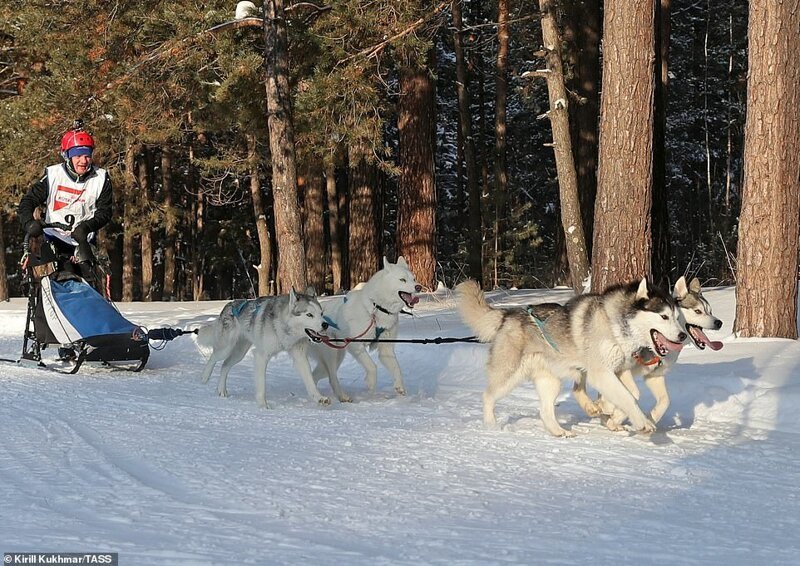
[1,285,798,565]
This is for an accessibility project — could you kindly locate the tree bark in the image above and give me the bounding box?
[453,0,483,284]
[264,0,307,293]
[325,160,343,293]
[138,147,153,302]
[397,64,437,290]
[591,0,656,292]
[0,213,7,301]
[735,0,800,338]
[161,147,177,300]
[539,0,591,294]
[122,144,140,302]
[247,133,273,296]
[302,165,327,293]
[347,147,380,287]
[493,0,510,287]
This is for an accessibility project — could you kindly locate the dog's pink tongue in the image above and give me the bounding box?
[664,338,684,352]
[691,327,724,350]
[409,295,420,306]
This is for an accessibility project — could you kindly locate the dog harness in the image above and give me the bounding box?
[526,306,560,352]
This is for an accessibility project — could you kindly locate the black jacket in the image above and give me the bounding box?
[18,163,113,234]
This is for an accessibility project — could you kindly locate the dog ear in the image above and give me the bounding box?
[689,277,702,293]
[396,256,408,268]
[304,285,317,297]
[289,286,297,307]
[673,276,688,300]
[383,256,389,269]
[636,277,649,300]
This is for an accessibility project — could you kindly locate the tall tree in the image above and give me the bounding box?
[302,165,327,293]
[138,147,154,302]
[264,0,307,293]
[0,213,7,301]
[122,144,140,302]
[538,0,590,294]
[651,0,672,288]
[161,147,178,300]
[735,0,800,338]
[452,0,483,285]
[247,133,273,296]
[347,147,380,286]
[591,0,656,292]
[325,160,343,293]
[493,0,510,287]
[563,0,601,255]
[397,62,437,290]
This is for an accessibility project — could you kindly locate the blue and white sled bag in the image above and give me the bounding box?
[39,277,144,346]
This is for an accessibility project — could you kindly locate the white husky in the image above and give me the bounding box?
[310,256,421,399]
[573,276,724,430]
[457,278,687,437]
[197,287,329,407]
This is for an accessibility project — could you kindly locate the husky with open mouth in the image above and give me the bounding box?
[457,278,686,437]
[309,256,421,399]
[573,276,723,430]
[196,287,329,407]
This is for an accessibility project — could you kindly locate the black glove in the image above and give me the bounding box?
[71,222,90,243]
[26,220,43,237]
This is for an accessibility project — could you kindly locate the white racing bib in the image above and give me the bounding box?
[43,163,107,228]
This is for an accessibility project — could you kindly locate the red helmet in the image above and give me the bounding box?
[60,129,95,153]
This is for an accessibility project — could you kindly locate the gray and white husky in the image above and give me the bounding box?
[456,278,687,437]
[309,256,421,399]
[197,288,329,407]
[572,276,723,430]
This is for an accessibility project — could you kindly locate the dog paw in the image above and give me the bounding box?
[557,429,576,438]
[602,417,626,432]
[217,388,229,398]
[584,403,602,417]
[317,396,331,406]
[395,386,406,396]
[338,394,353,403]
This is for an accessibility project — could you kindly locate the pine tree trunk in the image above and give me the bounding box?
[591,0,656,292]
[162,147,177,300]
[138,148,153,302]
[397,64,437,290]
[192,190,204,301]
[493,0,510,286]
[325,160,343,293]
[303,165,326,293]
[651,0,672,289]
[453,0,483,285]
[122,144,140,302]
[540,0,591,294]
[247,133,272,296]
[264,0,307,294]
[348,148,380,287]
[563,0,600,257]
[735,0,800,338]
[0,213,7,301]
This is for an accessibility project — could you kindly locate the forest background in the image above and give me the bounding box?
[0,0,797,339]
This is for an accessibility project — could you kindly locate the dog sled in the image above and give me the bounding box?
[9,223,191,374]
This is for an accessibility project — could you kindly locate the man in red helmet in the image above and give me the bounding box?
[18,123,113,270]
[18,123,114,361]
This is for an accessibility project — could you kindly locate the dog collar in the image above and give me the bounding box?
[632,348,662,367]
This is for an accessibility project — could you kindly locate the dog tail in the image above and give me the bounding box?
[195,322,216,350]
[455,280,505,343]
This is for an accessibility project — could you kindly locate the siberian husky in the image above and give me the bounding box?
[456,278,687,437]
[572,276,723,430]
[309,256,421,399]
[197,288,329,407]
